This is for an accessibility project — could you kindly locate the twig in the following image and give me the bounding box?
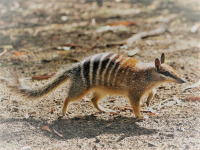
[85,43,100,50]
[125,16,177,47]
[152,98,172,110]
[0,48,7,57]
[62,44,83,49]
[182,80,200,92]
[157,101,176,110]
[53,129,63,138]
[34,46,51,52]
[106,41,126,47]
[32,73,56,81]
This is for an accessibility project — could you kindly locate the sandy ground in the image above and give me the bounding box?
[0,0,200,149]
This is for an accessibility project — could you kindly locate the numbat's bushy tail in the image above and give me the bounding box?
[2,53,185,118]
[3,66,73,99]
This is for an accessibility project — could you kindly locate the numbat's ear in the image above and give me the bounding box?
[155,58,161,71]
[161,53,165,64]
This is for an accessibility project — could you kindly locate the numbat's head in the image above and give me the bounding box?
[154,53,185,84]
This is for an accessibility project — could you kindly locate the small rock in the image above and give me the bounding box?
[128,47,140,57]
[191,24,199,33]
[12,107,19,112]
[1,98,7,102]
[62,46,70,51]
[91,18,96,25]
[148,142,156,147]
[21,146,31,150]
[154,119,159,123]
[146,40,154,46]
[61,16,68,21]
[166,134,174,137]
[185,145,190,149]
[120,45,128,49]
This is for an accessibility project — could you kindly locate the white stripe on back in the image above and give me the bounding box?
[95,53,111,86]
[80,60,86,87]
[101,54,117,85]
[112,57,129,85]
[107,55,123,86]
[89,55,97,86]
[124,67,130,86]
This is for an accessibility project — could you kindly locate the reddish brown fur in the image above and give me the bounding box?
[114,57,139,88]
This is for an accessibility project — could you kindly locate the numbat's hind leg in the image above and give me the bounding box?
[62,97,70,115]
[91,92,114,113]
[62,82,87,115]
[62,92,88,115]
[146,89,156,107]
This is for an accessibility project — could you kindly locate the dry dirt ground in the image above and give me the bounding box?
[0,0,200,149]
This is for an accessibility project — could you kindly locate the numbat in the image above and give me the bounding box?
[4,53,185,118]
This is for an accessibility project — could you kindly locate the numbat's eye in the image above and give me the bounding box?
[165,71,170,76]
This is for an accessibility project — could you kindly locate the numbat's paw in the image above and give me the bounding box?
[62,112,69,116]
[135,116,145,121]
[138,115,144,119]
[146,101,150,107]
[135,115,144,119]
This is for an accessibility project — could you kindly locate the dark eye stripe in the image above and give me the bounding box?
[159,71,176,80]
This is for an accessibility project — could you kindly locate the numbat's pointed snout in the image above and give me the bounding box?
[178,78,186,83]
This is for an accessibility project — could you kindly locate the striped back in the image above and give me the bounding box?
[80,53,137,88]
